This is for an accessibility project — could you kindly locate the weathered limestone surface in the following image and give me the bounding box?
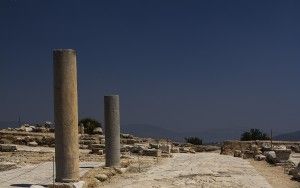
[53,49,79,182]
[104,95,121,167]
[102,153,272,188]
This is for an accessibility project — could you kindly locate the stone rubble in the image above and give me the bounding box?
[0,144,17,152]
[289,162,300,181]
[254,154,266,161]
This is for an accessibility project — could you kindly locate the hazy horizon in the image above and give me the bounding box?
[1,0,300,140]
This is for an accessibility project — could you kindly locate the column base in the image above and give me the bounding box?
[55,178,79,183]
[48,181,85,188]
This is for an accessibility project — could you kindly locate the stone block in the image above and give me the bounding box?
[289,163,300,181]
[274,145,287,150]
[28,141,38,147]
[161,153,173,158]
[123,139,137,145]
[114,167,127,174]
[0,144,17,152]
[291,145,300,153]
[143,149,161,157]
[261,143,272,152]
[234,150,242,157]
[90,144,105,150]
[0,162,17,171]
[48,181,85,188]
[250,144,261,155]
[98,135,105,140]
[149,143,160,149]
[160,144,171,154]
[265,151,277,163]
[254,154,266,161]
[100,139,105,144]
[121,145,133,152]
[193,145,220,152]
[95,174,108,182]
[90,149,104,155]
[130,145,146,154]
[242,150,254,159]
[121,134,134,139]
[179,147,189,153]
[274,149,291,162]
[79,145,89,149]
[93,127,103,134]
[171,147,179,153]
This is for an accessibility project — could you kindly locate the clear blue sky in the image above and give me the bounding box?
[1,0,300,135]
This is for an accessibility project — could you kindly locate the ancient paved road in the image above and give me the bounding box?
[0,162,103,187]
[104,153,272,188]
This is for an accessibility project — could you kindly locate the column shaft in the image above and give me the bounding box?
[53,49,79,182]
[104,95,120,167]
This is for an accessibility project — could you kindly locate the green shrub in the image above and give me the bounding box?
[240,129,270,141]
[185,137,202,145]
[79,118,101,135]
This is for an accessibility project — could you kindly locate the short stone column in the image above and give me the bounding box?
[53,49,79,182]
[79,123,84,134]
[104,95,120,167]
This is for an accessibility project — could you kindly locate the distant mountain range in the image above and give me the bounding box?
[274,130,300,141]
[121,124,184,141]
[2,120,299,142]
[122,124,300,142]
[121,124,243,143]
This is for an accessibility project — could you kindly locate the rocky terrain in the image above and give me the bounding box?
[0,124,299,187]
[221,139,300,184]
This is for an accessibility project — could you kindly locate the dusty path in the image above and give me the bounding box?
[104,153,272,188]
[0,162,103,187]
[250,159,300,188]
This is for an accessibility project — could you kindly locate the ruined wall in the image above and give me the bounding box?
[221,140,300,155]
[0,131,55,146]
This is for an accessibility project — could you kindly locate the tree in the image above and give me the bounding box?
[79,118,101,135]
[185,137,203,145]
[240,129,270,141]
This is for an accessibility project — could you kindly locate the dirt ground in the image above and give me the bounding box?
[0,145,299,188]
[0,146,160,187]
[82,155,162,188]
[0,145,104,165]
[100,153,273,188]
[249,159,300,188]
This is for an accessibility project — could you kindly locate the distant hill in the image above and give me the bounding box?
[122,124,243,143]
[274,130,300,141]
[122,124,185,142]
[0,120,254,142]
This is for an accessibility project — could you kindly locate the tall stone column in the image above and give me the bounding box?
[104,95,120,167]
[53,49,79,182]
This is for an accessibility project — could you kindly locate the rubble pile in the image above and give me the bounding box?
[0,124,221,159]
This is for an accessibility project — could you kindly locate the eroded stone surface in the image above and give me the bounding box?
[102,153,272,188]
[0,162,101,187]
